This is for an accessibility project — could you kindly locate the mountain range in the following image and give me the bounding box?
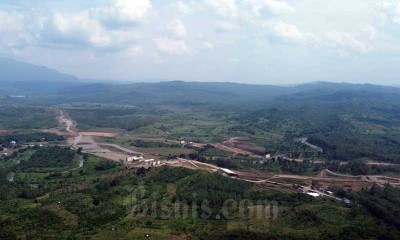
[1,58,400,103]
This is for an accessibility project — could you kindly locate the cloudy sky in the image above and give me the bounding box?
[1,0,400,84]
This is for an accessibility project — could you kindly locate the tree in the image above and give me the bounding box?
[0,166,7,186]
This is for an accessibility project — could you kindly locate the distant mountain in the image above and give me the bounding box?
[55,81,289,107]
[0,58,81,95]
[0,58,78,82]
[50,80,400,109]
[1,60,399,104]
[281,82,400,105]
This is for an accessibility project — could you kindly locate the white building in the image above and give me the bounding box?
[306,192,320,197]
[126,156,143,162]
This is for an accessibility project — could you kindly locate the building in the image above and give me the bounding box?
[306,192,320,197]
[126,156,143,162]
[265,154,271,159]
[150,161,162,166]
[143,159,155,163]
[125,155,163,167]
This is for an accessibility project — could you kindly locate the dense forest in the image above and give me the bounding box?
[0,106,57,129]
[1,160,400,239]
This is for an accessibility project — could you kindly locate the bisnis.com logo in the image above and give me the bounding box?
[126,185,279,220]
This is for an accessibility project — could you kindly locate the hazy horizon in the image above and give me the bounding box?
[2,57,400,87]
[1,0,400,85]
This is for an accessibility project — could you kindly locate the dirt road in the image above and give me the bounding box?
[58,110,77,135]
[299,137,323,152]
[204,137,265,159]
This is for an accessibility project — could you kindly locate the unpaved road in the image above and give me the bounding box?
[99,143,143,156]
[81,132,119,138]
[58,110,76,135]
[211,143,264,159]
[299,137,323,152]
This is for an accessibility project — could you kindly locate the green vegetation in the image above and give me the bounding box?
[1,161,400,239]
[0,132,64,147]
[15,146,76,171]
[0,106,57,129]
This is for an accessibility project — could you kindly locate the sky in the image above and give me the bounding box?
[1,0,400,85]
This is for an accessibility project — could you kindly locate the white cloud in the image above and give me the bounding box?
[270,21,308,42]
[323,31,371,53]
[100,0,152,25]
[205,0,293,20]
[204,0,238,18]
[258,20,371,54]
[1,0,399,83]
[375,0,400,25]
[258,21,316,44]
[175,1,191,14]
[38,0,150,50]
[215,21,241,32]
[46,12,110,47]
[0,10,24,32]
[115,0,151,20]
[168,19,186,38]
[363,25,377,40]
[154,37,191,54]
[0,10,37,50]
[201,41,214,49]
[240,0,294,16]
[125,45,144,56]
